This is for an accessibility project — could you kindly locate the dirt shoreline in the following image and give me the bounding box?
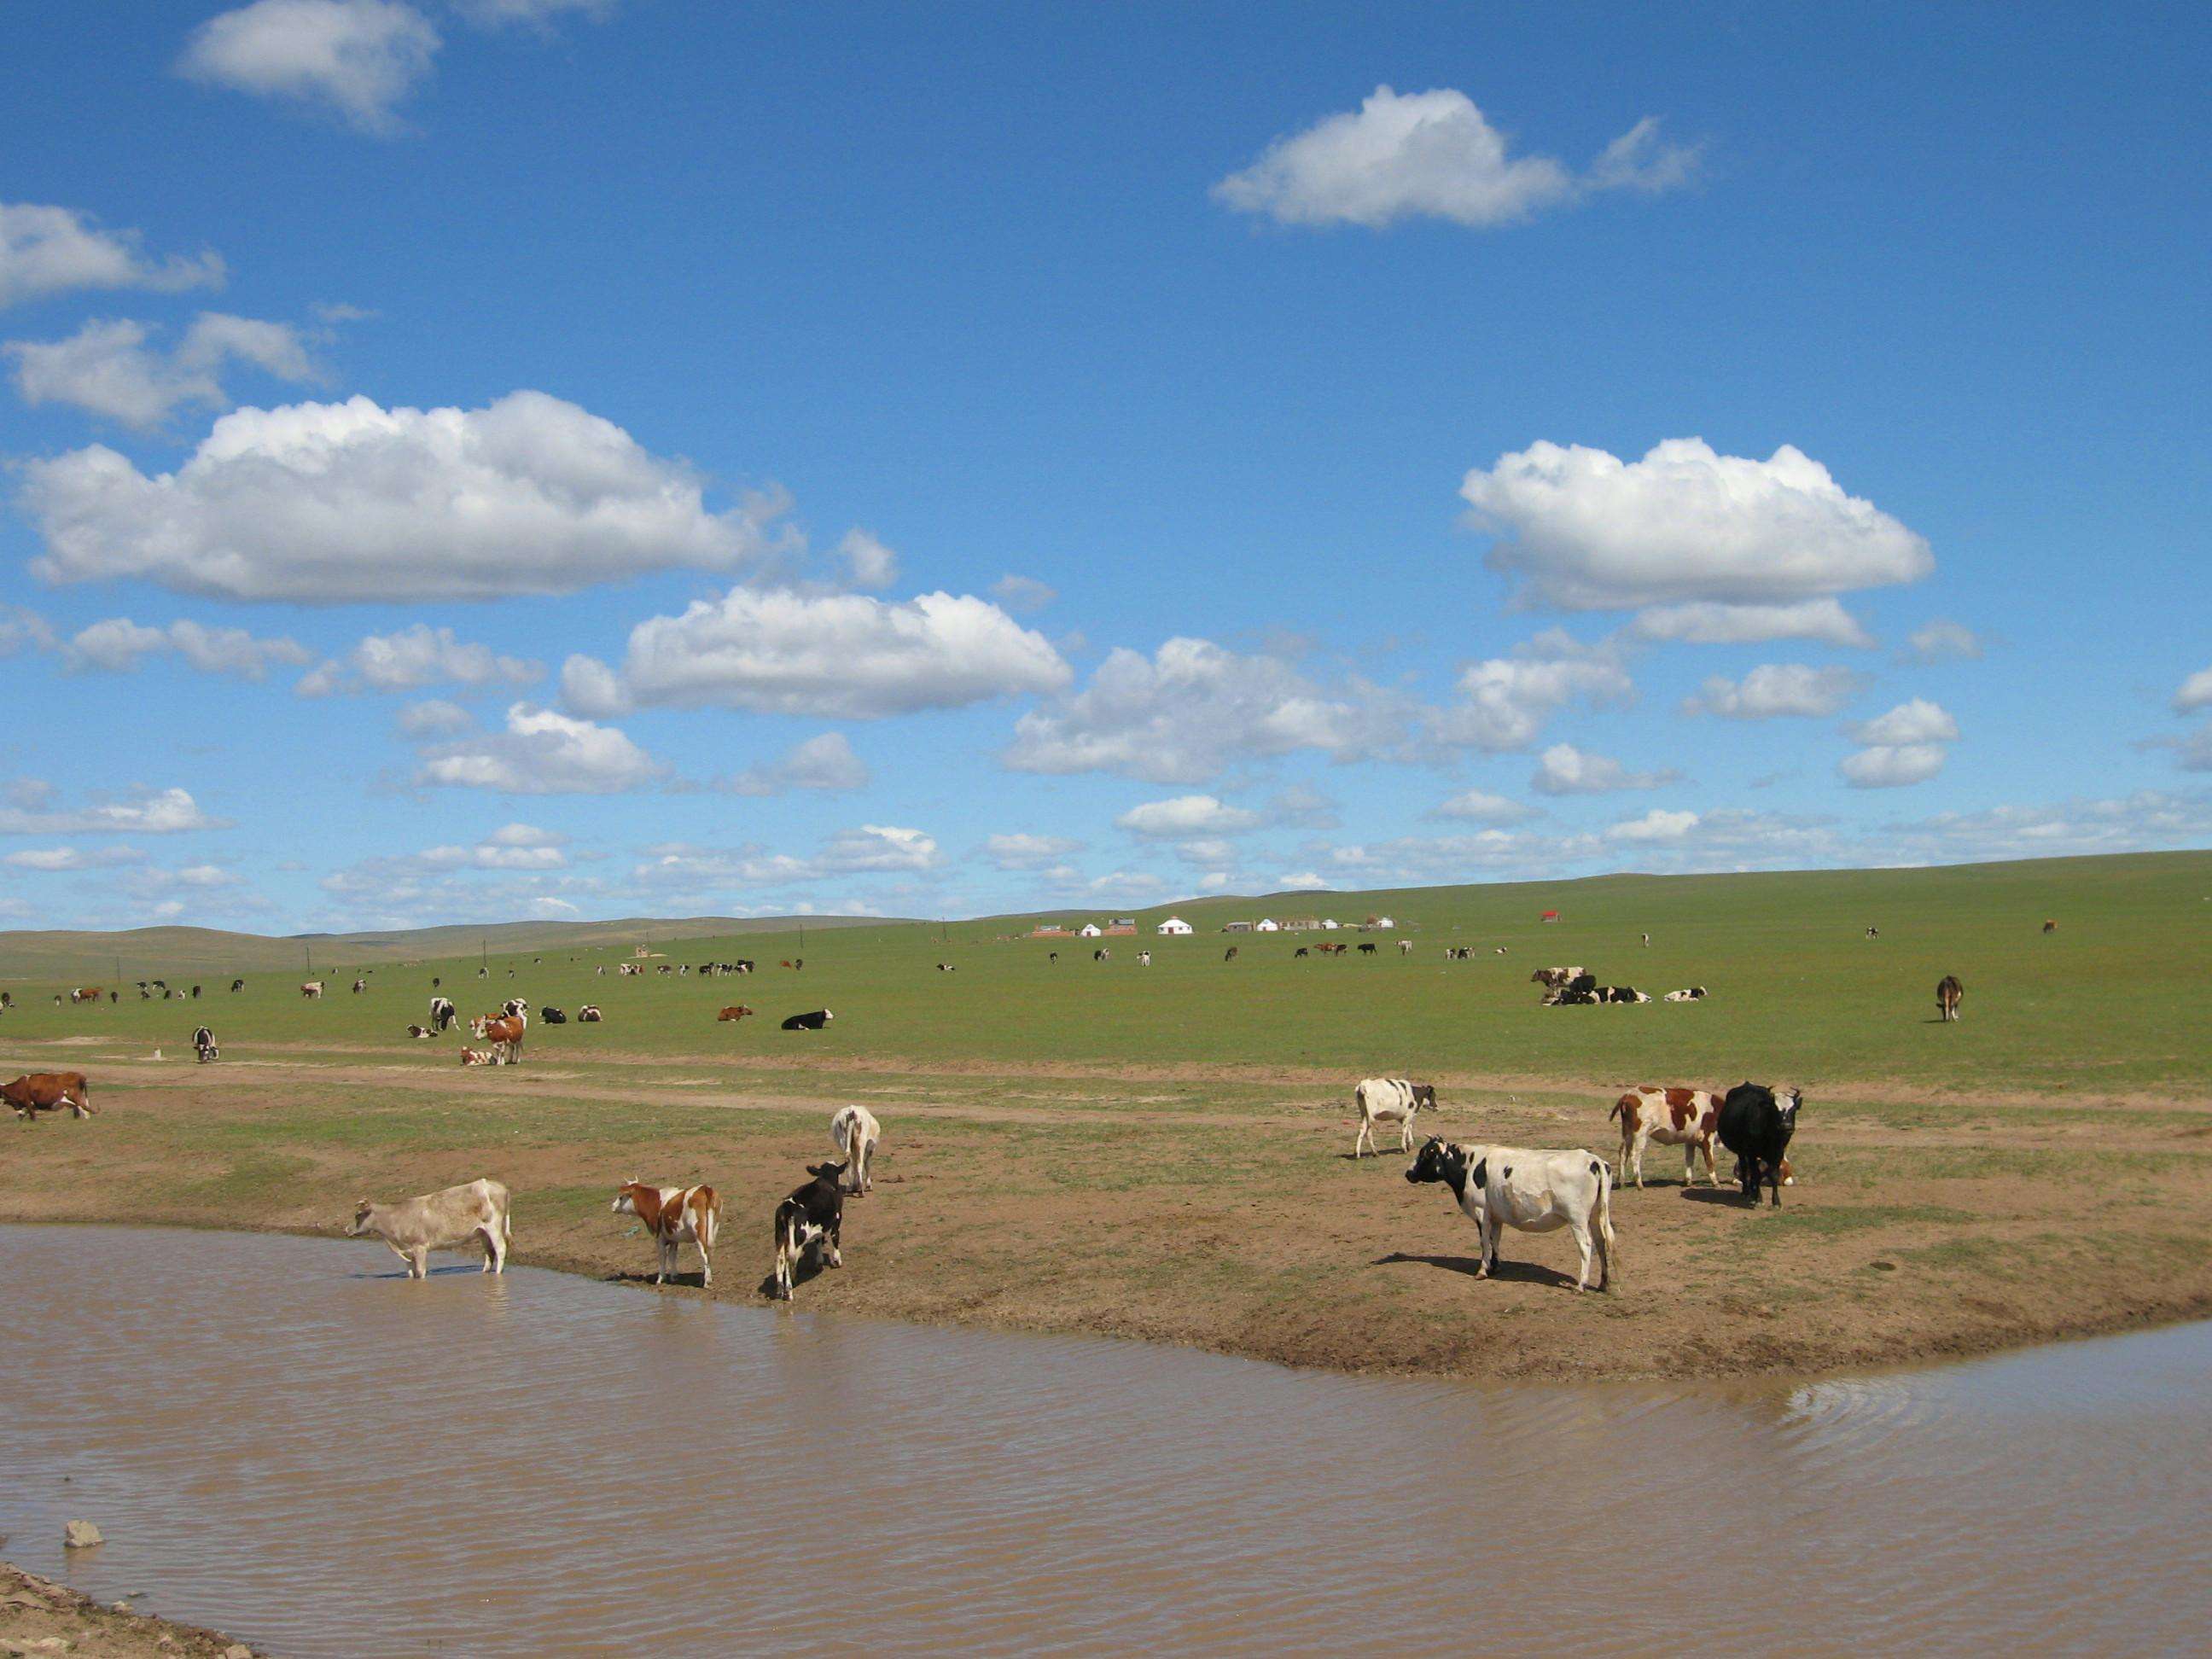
[1,1561,260,1656]
[5,1053,2210,1386]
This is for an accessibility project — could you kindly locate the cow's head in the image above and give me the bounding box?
[1411,1083,1438,1113]
[1404,1136,1468,1196]
[610,1182,641,1216]
[346,1201,375,1237]
[807,1161,847,1186]
[1778,1086,1803,1143]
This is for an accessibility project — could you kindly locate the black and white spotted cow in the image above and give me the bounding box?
[428,996,457,1032]
[781,1009,833,1032]
[771,1161,847,1300]
[192,1025,218,1063]
[1404,1136,1616,1291]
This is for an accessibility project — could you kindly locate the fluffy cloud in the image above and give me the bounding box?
[21,391,777,602]
[455,0,616,24]
[1838,699,1957,789]
[0,783,227,835]
[178,0,442,135]
[299,623,541,696]
[1428,630,1632,751]
[1429,789,1538,824]
[985,832,1084,870]
[989,574,1057,614]
[7,312,323,430]
[1627,597,1877,649]
[0,203,224,311]
[1686,663,1863,720]
[1464,439,1932,611]
[1902,619,1985,664]
[1531,743,1679,795]
[65,617,312,679]
[2173,666,2212,714]
[3,844,148,871]
[1889,791,2212,861]
[718,732,870,796]
[395,698,472,736]
[837,529,899,591]
[634,824,940,888]
[1004,637,1400,783]
[1607,807,1700,841]
[565,588,1068,719]
[416,703,664,795]
[1115,794,1264,838]
[1213,86,1695,229]
[1850,699,1959,747]
[0,606,56,657]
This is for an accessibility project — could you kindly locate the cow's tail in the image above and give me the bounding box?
[1591,1159,1617,1289]
[1608,1095,1628,1123]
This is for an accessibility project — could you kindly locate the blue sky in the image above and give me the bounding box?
[3,0,2207,933]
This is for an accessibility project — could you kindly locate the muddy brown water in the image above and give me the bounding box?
[3,1225,2207,1656]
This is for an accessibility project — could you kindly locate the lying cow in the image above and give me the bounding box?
[3,1071,93,1120]
[1531,966,1586,989]
[612,1180,720,1287]
[1353,1077,1438,1158]
[346,1178,512,1278]
[830,1104,881,1194]
[781,1009,832,1032]
[192,1025,219,1063]
[1716,1083,1803,1207]
[1592,986,1650,1004]
[771,1161,847,1301]
[1662,987,1708,1002]
[577,1004,603,1023]
[458,1046,501,1066]
[1405,1136,1615,1291]
[539,1005,568,1025]
[1610,1086,1723,1188]
[717,1004,754,1022]
[406,1024,437,1039]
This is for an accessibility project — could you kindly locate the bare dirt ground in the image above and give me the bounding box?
[0,1562,259,1657]
[7,1047,2212,1386]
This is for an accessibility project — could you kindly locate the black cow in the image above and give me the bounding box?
[1717,1082,1802,1207]
[1552,988,1598,1005]
[1567,972,1598,996]
[1294,946,1309,958]
[192,1026,218,1062]
[771,1161,847,1300]
[1358,942,1378,955]
[189,985,201,999]
[539,1005,568,1025]
[781,1009,833,1032]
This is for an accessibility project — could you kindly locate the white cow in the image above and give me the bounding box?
[346,1178,512,1278]
[1138,951,1152,966]
[1353,1077,1438,1158]
[300,981,324,999]
[830,1104,882,1194]
[1398,939,1412,956]
[1405,1138,1615,1291]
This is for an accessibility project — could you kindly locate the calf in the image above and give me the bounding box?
[717,1004,754,1022]
[781,1009,832,1032]
[1138,952,1150,967]
[1936,975,1964,1022]
[1716,1083,1803,1207]
[406,1024,436,1039]
[830,1104,882,1193]
[192,1026,219,1063]
[346,1179,511,1278]
[1662,987,1708,1002]
[577,1004,603,1023]
[459,1046,497,1066]
[539,1005,568,1025]
[1610,1086,1722,1188]
[612,1181,720,1286]
[1405,1137,1615,1291]
[771,1161,847,1300]
[3,1071,93,1120]
[1353,1077,1438,1158]
[352,978,368,994]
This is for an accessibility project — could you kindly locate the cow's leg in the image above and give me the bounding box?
[480,1221,504,1273]
[1400,1115,1415,1155]
[824,1222,842,1270]
[1474,1214,1494,1279]
[1353,1118,1371,1159]
[696,1232,713,1288]
[1571,1221,1594,1290]
[410,1245,429,1280]
[1683,1141,1698,1186]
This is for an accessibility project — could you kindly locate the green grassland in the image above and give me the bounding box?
[8,849,2209,1096]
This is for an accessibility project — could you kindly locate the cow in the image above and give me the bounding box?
[1865,927,1880,939]
[459,1046,497,1066]
[69,986,102,1004]
[781,1010,832,1032]
[190,984,201,1000]
[470,1012,527,1062]
[1295,946,1309,958]
[1138,952,1151,967]
[717,1004,754,1022]
[577,1004,603,1023]
[612,1181,720,1287]
[1662,987,1708,1002]
[2042,919,2058,934]
[830,1104,882,1194]
[936,962,958,972]
[1405,1137,1616,1292]
[1610,1086,1723,1188]
[1094,948,1111,963]
[428,996,457,1032]
[300,981,324,999]
[1049,952,1058,963]
[1592,986,1650,1004]
[1936,975,1964,1022]
[1531,966,1586,990]
[3,1072,93,1120]
[230,979,245,993]
[779,960,794,969]
[1358,942,1378,956]
[351,978,368,995]
[501,997,528,1020]
[1716,1083,1803,1207]
[539,1006,568,1025]
[1398,940,1413,956]
[192,1026,219,1063]
[771,1162,847,1301]
[406,1024,436,1039]
[1353,1077,1439,1158]
[346,1179,512,1278]
[1221,947,1236,962]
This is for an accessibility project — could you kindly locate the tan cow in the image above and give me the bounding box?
[611,1181,720,1286]
[1610,1086,1724,1188]
[716,1004,754,1022]
[346,1179,512,1278]
[68,986,103,1004]
[300,981,325,999]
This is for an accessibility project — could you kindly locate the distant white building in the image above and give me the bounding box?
[1254,917,1281,932]
[1078,923,1103,938]
[1319,918,1341,930]
[1156,917,1192,935]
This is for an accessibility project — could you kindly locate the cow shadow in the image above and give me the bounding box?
[1374,1250,1578,1289]
[1679,1187,1757,1207]
[606,1268,712,1291]
[754,1248,835,1301]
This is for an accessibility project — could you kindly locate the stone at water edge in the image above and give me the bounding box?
[61,1521,101,1549]
[223,1646,254,1659]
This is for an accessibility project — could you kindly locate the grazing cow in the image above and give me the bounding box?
[1404,1137,1616,1292]
[428,996,457,1032]
[1295,946,1309,958]
[1641,933,1650,947]
[406,1024,436,1039]
[735,959,754,974]
[578,1004,603,1022]
[779,960,793,969]
[1716,1083,1803,1207]
[459,1046,496,1066]
[830,1104,882,1193]
[1094,948,1111,963]
[1610,1086,1723,1188]
[192,1026,218,1063]
[3,1072,94,1120]
[1662,987,1708,1002]
[717,1004,754,1022]
[1865,927,1880,939]
[1358,942,1377,956]
[1353,1077,1439,1158]
[539,1006,567,1025]
[1049,952,1058,963]
[1138,951,1151,967]
[351,978,368,995]
[781,1009,833,1032]
[190,984,201,1000]
[771,1162,847,1301]
[1398,940,1413,956]
[69,986,102,1004]
[2042,919,2058,934]
[612,1181,720,1286]
[230,979,244,992]
[346,1179,512,1279]
[1221,947,1236,962]
[300,981,324,999]
[1936,975,1964,1022]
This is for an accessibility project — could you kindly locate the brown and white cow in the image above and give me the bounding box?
[470,1010,527,1062]
[1530,966,1586,990]
[346,1179,511,1278]
[612,1180,720,1286]
[1610,1086,1725,1188]
[3,1071,93,1119]
[459,1045,498,1066]
[300,981,324,999]
[68,986,103,1004]
[1936,975,1964,1022]
[716,1004,754,1022]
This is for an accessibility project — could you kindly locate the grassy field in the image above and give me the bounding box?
[4,849,2209,1383]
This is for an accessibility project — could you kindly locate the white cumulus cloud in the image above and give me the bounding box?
[837,528,899,591]
[178,0,442,135]
[0,203,224,310]
[1464,438,1932,611]
[718,732,870,796]
[1531,743,1679,796]
[2173,666,2212,714]
[1627,597,1877,649]
[1428,630,1632,751]
[0,783,227,835]
[1115,795,1264,838]
[416,702,664,795]
[1686,663,1863,720]
[66,617,311,678]
[1839,743,1950,789]
[299,623,541,696]
[1850,698,1959,747]
[1608,807,1700,841]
